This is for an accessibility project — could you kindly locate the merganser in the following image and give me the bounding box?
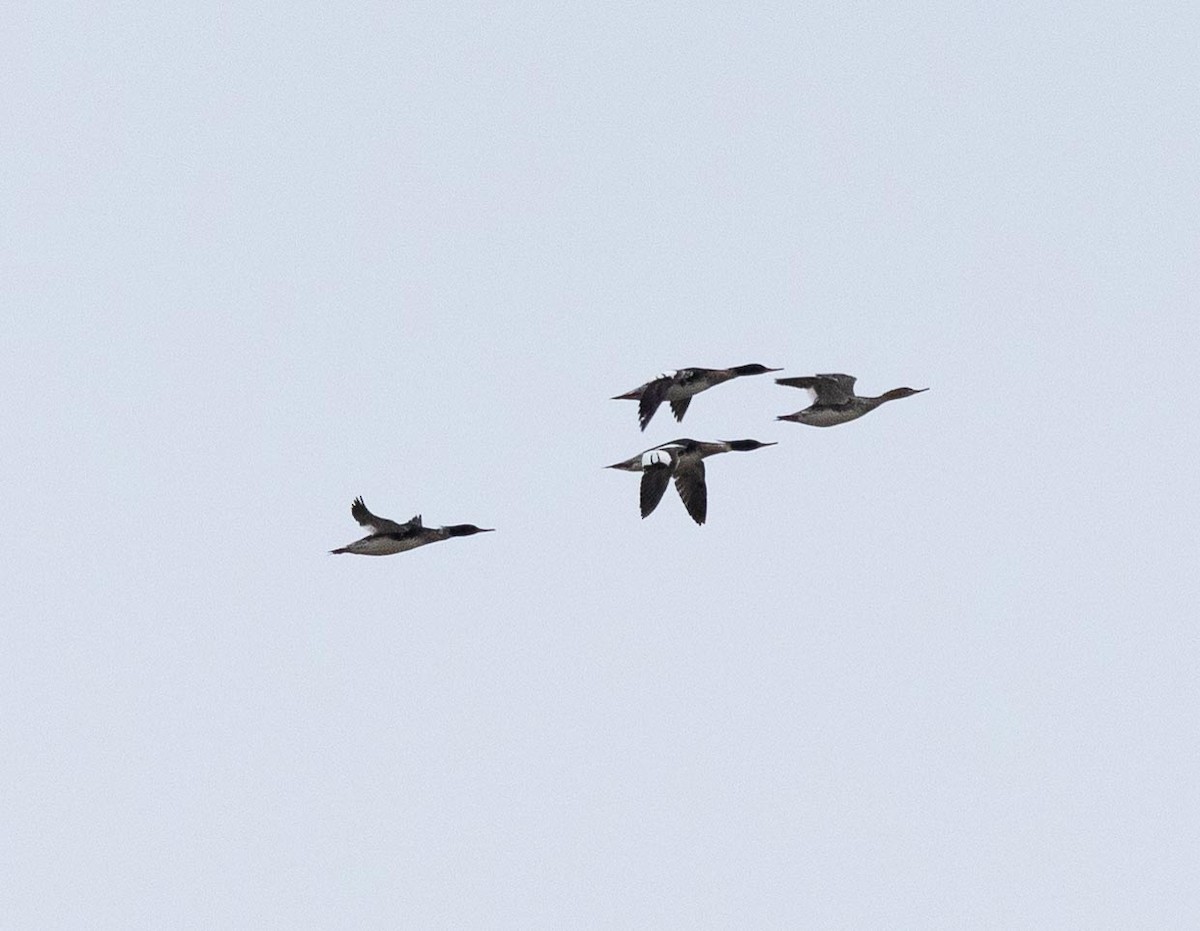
[613,364,782,431]
[776,374,927,427]
[605,438,776,525]
[330,496,494,555]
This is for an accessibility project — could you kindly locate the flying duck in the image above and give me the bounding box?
[605,438,776,525]
[331,496,494,556]
[613,364,782,431]
[776,374,927,427]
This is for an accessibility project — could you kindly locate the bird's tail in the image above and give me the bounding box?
[330,547,349,554]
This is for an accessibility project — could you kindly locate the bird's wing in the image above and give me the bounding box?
[351,497,412,534]
[639,460,674,518]
[637,376,671,430]
[816,373,857,400]
[777,374,853,405]
[673,459,707,525]
[669,397,692,422]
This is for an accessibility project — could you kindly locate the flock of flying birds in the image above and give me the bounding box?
[331,364,927,556]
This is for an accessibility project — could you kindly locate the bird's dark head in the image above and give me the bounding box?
[882,386,929,400]
[733,364,783,376]
[445,524,495,536]
[725,439,778,451]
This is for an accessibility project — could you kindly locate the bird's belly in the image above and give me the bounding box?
[348,536,414,555]
[801,407,862,427]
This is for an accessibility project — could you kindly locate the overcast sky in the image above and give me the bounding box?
[4,1,1198,926]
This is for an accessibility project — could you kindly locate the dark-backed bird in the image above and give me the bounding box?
[330,496,494,555]
[613,364,782,431]
[776,374,927,427]
[605,438,776,525]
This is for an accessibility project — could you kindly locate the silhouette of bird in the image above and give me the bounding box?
[613,364,782,430]
[331,496,494,555]
[605,438,776,525]
[776,374,927,426]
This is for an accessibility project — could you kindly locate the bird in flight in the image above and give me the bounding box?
[775,374,927,427]
[605,438,776,525]
[331,496,494,555]
[613,364,782,431]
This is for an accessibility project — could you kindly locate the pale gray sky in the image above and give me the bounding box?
[4,1,1198,926]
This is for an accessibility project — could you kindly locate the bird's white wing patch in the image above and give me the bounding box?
[643,449,673,468]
